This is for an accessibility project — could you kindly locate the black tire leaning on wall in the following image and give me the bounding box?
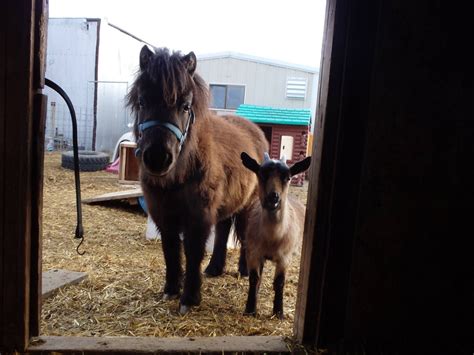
[61,150,110,172]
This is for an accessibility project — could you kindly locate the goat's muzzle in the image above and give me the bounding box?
[263,191,281,211]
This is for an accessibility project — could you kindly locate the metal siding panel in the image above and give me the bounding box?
[95,20,144,154]
[197,56,317,114]
[44,19,98,151]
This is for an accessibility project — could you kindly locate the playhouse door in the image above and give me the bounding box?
[280,135,294,161]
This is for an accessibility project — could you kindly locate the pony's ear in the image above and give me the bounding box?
[290,157,311,176]
[182,51,197,76]
[140,45,153,71]
[241,152,260,174]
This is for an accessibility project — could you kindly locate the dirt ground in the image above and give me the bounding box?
[41,152,309,338]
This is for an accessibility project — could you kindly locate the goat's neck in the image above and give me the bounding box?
[261,201,290,234]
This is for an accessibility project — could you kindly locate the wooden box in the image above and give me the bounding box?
[118,142,140,184]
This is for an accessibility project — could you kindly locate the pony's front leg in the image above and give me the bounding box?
[180,225,210,314]
[160,229,182,300]
[235,210,250,277]
[204,217,232,277]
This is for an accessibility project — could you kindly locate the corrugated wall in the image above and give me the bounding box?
[197,57,317,112]
[45,18,144,155]
[94,20,143,154]
[44,18,99,150]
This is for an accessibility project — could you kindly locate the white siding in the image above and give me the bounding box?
[44,18,99,150]
[95,20,143,154]
[196,57,318,116]
[45,18,144,154]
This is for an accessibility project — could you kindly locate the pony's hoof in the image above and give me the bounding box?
[163,293,179,301]
[238,266,249,277]
[204,264,224,277]
[179,304,191,315]
[243,310,257,317]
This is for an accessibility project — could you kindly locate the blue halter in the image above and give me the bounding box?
[135,109,195,157]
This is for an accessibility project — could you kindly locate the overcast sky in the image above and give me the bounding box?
[49,0,326,68]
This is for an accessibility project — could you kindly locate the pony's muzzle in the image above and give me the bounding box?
[142,144,172,174]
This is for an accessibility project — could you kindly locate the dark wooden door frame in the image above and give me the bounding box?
[1,0,48,350]
[294,0,381,348]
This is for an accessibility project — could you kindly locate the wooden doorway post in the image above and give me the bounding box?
[0,0,48,351]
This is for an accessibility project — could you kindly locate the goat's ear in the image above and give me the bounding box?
[182,51,197,76]
[241,152,260,174]
[290,156,311,176]
[140,45,153,71]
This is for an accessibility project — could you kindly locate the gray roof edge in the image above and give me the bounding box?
[197,51,319,74]
[48,17,154,47]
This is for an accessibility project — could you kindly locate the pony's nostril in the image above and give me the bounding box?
[142,149,153,168]
[162,152,171,168]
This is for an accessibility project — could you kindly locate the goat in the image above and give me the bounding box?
[240,152,311,318]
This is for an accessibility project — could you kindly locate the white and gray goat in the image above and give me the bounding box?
[240,152,311,318]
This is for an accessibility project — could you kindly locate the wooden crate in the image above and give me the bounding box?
[118,142,140,184]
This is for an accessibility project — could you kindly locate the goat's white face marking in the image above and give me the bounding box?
[258,160,291,212]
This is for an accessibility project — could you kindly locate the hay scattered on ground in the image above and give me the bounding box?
[41,152,309,338]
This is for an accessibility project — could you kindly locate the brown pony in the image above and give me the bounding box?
[127,46,268,314]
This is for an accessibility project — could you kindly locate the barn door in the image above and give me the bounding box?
[280,135,294,161]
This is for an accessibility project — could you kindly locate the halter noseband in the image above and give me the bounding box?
[135,109,195,157]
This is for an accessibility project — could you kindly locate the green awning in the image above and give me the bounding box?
[236,104,311,126]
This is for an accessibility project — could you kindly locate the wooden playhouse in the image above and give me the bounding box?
[236,104,311,163]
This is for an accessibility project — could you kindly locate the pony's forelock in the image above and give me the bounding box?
[127,47,209,120]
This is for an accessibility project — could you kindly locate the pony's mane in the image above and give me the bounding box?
[127,47,209,120]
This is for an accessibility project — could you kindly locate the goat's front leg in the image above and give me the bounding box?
[244,261,264,316]
[204,217,232,277]
[160,228,182,300]
[180,224,210,314]
[273,263,287,319]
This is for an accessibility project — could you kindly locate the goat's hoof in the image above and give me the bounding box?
[204,265,224,277]
[179,304,192,315]
[163,293,179,301]
[273,312,284,320]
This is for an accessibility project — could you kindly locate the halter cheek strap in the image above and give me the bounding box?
[135,109,195,157]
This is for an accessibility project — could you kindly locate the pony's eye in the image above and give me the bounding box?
[183,104,191,112]
[138,97,145,108]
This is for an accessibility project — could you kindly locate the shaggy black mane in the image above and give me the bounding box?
[127,47,209,120]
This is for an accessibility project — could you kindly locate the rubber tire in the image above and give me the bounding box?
[61,150,110,172]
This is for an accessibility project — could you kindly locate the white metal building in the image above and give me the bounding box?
[44,18,146,154]
[196,52,319,128]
